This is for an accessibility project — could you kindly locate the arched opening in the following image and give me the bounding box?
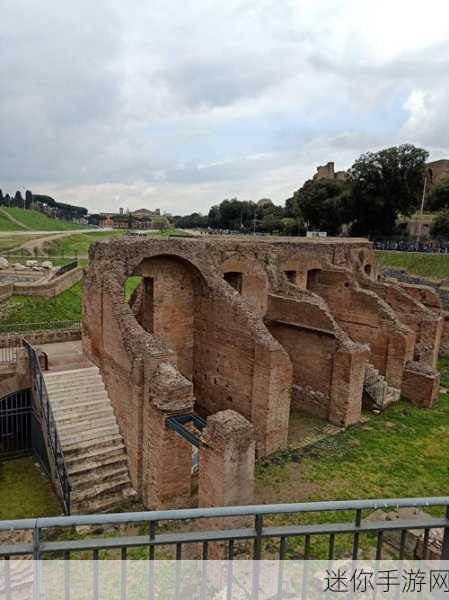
[364,264,372,277]
[224,271,242,293]
[306,268,322,291]
[125,254,206,380]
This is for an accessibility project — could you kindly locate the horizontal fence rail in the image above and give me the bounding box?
[0,320,81,334]
[1,497,449,561]
[50,260,78,280]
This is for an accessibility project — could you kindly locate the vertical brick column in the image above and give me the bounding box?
[199,410,255,509]
[142,362,194,509]
[198,410,255,557]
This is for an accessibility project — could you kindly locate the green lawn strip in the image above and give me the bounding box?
[0,211,28,231]
[377,250,449,279]
[41,231,125,257]
[256,361,449,558]
[0,282,83,325]
[0,457,61,519]
[3,208,88,231]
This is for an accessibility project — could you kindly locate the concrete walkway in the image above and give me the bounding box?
[38,340,93,372]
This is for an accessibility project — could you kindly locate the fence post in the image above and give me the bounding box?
[442,506,449,559]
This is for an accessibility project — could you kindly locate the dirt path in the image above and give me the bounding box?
[0,207,32,230]
[20,231,78,255]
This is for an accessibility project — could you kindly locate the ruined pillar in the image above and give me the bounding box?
[199,410,255,509]
[198,410,255,558]
[142,362,194,509]
[329,345,369,427]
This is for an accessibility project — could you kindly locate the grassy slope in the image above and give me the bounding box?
[40,229,177,256]
[377,250,449,279]
[0,282,83,324]
[0,457,60,519]
[0,211,28,231]
[0,278,141,325]
[0,207,87,231]
[41,231,124,256]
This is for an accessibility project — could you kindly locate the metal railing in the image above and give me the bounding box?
[0,320,81,334]
[0,338,22,367]
[50,260,78,280]
[1,496,448,560]
[0,389,32,458]
[22,339,71,515]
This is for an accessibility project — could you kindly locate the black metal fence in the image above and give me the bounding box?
[23,339,71,514]
[0,389,31,458]
[50,260,78,280]
[0,497,448,562]
[0,339,22,368]
[0,320,81,335]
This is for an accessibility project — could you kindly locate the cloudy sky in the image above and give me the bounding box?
[1,0,449,215]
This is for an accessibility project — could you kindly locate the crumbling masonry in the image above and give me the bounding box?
[83,236,442,510]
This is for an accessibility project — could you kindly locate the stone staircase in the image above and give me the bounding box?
[364,363,401,410]
[43,366,136,513]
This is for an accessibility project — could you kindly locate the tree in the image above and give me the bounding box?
[281,217,297,236]
[348,144,429,236]
[152,215,170,230]
[290,179,350,235]
[428,182,449,212]
[430,211,449,240]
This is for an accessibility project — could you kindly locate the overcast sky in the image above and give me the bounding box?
[1,0,449,215]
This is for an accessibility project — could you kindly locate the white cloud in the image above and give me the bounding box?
[1,0,449,214]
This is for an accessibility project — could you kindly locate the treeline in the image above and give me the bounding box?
[0,189,87,221]
[173,144,449,238]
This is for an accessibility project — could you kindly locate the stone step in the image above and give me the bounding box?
[71,473,132,503]
[70,464,130,491]
[72,487,137,514]
[68,451,128,477]
[44,370,99,381]
[60,423,119,445]
[57,414,117,435]
[53,397,111,417]
[45,375,103,392]
[65,443,127,469]
[44,365,99,376]
[55,406,114,427]
[63,433,124,457]
[44,368,101,381]
[45,380,106,394]
[46,387,107,404]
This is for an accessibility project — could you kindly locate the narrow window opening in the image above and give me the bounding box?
[224,272,242,293]
[284,270,297,284]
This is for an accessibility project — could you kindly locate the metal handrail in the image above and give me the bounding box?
[1,496,449,531]
[50,260,78,280]
[22,339,71,515]
[1,496,449,562]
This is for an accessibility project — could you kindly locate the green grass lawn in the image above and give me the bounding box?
[255,358,449,558]
[0,211,29,231]
[377,250,449,279]
[0,277,141,326]
[41,231,124,256]
[0,281,83,325]
[0,208,88,232]
[0,457,61,519]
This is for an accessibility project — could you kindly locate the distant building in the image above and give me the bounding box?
[426,160,449,189]
[99,208,162,230]
[313,162,350,182]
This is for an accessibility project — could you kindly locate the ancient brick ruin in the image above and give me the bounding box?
[82,236,443,510]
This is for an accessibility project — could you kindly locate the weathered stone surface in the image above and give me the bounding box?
[81,235,442,509]
[0,256,9,269]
